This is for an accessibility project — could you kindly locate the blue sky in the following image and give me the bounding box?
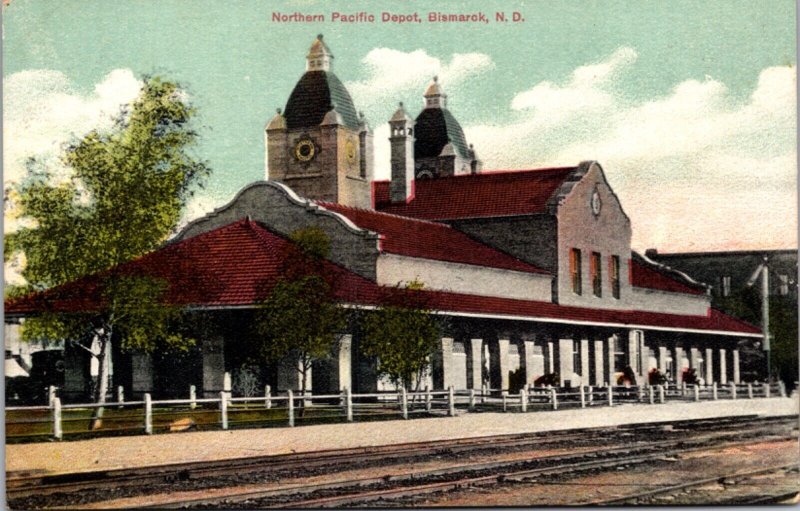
[3,0,797,256]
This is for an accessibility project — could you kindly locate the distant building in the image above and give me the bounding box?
[6,36,767,401]
[645,249,797,302]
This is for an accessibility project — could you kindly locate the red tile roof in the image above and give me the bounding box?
[317,202,547,274]
[415,290,760,336]
[5,219,758,336]
[630,259,706,295]
[372,167,576,220]
[5,219,381,314]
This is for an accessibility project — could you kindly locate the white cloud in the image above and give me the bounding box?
[461,48,796,251]
[346,48,494,111]
[3,69,141,194]
[346,48,494,180]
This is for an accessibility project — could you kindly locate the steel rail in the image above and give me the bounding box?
[6,414,793,502]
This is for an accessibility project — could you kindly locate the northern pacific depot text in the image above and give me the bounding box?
[272,11,525,24]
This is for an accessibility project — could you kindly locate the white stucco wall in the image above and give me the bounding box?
[376,253,553,301]
[630,287,711,316]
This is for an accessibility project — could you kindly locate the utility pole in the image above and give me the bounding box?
[747,256,771,382]
[761,257,771,382]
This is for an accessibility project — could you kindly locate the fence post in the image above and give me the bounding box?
[607,386,613,407]
[189,385,197,410]
[763,382,770,398]
[116,386,124,405]
[648,385,654,404]
[637,386,644,402]
[448,386,455,416]
[730,382,737,400]
[658,384,665,404]
[287,390,295,427]
[401,387,408,420]
[481,384,487,403]
[425,386,432,412]
[779,381,786,397]
[748,383,753,399]
[48,386,57,408]
[550,388,558,410]
[468,388,475,411]
[712,382,718,400]
[223,372,232,394]
[588,385,594,405]
[693,384,700,402]
[265,385,272,409]
[345,387,353,422]
[579,385,586,408]
[520,388,528,412]
[502,391,508,412]
[52,397,63,440]
[219,391,228,430]
[682,382,687,397]
[144,393,153,435]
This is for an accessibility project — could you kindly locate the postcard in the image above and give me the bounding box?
[3,0,798,508]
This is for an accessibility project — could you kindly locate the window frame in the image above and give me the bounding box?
[570,248,582,295]
[590,252,602,297]
[609,255,621,299]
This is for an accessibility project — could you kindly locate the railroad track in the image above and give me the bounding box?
[590,463,800,506]
[8,414,796,509]
[148,431,798,508]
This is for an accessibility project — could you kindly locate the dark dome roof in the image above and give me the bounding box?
[284,71,360,130]
[414,107,470,159]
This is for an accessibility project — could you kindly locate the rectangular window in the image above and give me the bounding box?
[778,274,789,296]
[613,337,626,373]
[573,340,580,374]
[720,276,731,297]
[610,255,621,299]
[591,252,602,297]
[570,248,582,295]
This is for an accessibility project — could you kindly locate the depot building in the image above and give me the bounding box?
[5,36,762,401]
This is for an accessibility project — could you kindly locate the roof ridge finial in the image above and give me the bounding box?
[317,33,323,40]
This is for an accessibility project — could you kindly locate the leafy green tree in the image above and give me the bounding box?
[254,228,348,398]
[5,77,209,414]
[719,286,798,386]
[360,280,441,392]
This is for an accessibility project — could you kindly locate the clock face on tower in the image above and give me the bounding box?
[294,138,316,162]
[591,189,602,216]
[345,139,357,165]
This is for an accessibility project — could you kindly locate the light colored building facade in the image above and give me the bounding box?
[6,36,763,401]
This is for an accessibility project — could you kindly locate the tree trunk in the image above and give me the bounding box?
[91,330,111,430]
[299,357,309,417]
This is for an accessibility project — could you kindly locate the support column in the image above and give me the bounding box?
[433,337,454,390]
[606,336,617,386]
[202,335,225,398]
[593,340,605,386]
[627,331,638,372]
[719,349,727,384]
[732,349,741,383]
[466,338,483,390]
[338,335,352,391]
[705,348,714,384]
[658,346,669,374]
[489,339,510,391]
[580,339,590,386]
[520,340,542,386]
[131,352,153,398]
[674,346,685,383]
[690,348,701,380]
[557,338,574,387]
[545,340,555,374]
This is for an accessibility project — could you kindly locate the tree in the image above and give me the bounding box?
[254,228,348,399]
[360,280,441,392]
[4,76,209,416]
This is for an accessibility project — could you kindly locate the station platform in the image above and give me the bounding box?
[5,396,798,476]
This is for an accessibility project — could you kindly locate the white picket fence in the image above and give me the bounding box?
[5,380,786,442]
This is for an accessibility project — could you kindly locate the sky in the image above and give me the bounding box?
[3,0,797,264]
